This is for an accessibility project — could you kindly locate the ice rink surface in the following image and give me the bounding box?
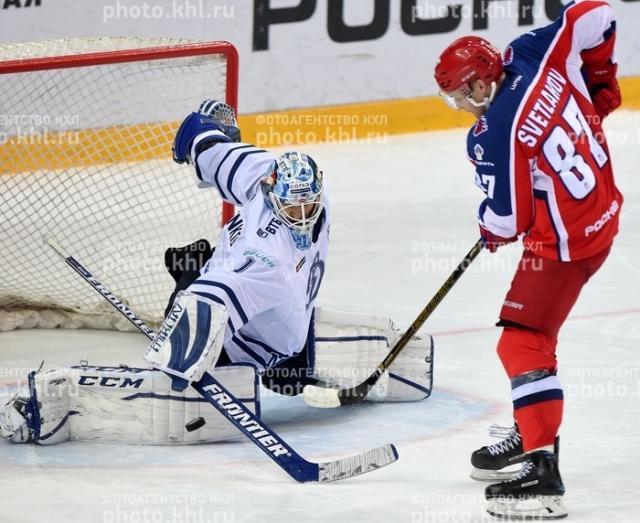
[1,111,639,522]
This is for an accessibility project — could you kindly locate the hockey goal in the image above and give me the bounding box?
[0,38,237,331]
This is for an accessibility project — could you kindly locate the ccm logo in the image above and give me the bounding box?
[78,376,144,388]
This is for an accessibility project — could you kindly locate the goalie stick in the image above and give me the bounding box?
[46,239,398,482]
[304,238,484,408]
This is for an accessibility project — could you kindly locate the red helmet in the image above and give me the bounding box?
[434,36,503,93]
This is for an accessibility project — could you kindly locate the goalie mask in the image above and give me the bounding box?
[262,152,324,250]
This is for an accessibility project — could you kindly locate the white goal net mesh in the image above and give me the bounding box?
[0,37,235,331]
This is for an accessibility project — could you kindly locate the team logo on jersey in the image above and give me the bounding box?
[473,116,489,137]
[503,46,514,66]
[474,144,485,161]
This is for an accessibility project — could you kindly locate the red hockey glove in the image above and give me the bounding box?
[583,62,621,121]
[479,225,517,253]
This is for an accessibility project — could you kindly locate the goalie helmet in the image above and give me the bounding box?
[262,152,324,250]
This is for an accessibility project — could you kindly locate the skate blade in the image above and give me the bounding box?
[470,465,523,482]
[487,495,567,520]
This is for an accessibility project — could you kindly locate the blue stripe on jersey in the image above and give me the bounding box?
[230,334,270,367]
[193,281,249,324]
[226,149,267,205]
[513,389,564,409]
[190,290,243,333]
[213,144,253,200]
[191,290,225,308]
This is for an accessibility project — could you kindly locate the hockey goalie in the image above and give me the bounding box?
[0,101,433,446]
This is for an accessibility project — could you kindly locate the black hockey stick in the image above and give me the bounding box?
[47,239,398,482]
[304,238,484,408]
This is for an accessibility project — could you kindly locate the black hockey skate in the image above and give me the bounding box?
[485,450,567,520]
[471,424,525,481]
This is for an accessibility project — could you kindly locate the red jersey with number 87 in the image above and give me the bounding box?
[468,0,622,261]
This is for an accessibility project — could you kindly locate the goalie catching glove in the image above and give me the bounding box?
[172,99,240,166]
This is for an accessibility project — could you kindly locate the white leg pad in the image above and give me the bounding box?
[311,307,433,402]
[0,364,259,445]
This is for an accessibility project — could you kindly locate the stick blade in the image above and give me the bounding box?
[304,371,383,408]
[302,384,341,408]
[317,444,399,482]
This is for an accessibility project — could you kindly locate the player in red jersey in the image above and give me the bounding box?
[434,1,622,519]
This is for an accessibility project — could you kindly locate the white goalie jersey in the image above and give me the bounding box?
[189,142,330,370]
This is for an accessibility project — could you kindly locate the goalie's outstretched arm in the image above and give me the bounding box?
[172,100,276,206]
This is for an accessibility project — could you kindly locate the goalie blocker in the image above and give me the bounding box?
[0,308,433,445]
